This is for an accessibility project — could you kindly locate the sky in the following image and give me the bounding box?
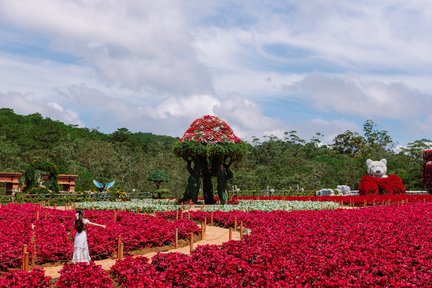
[1,0,432,146]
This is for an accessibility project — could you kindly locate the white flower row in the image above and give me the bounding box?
[76,199,178,212]
[202,200,339,212]
[76,199,340,213]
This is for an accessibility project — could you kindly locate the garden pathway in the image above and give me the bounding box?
[42,225,240,279]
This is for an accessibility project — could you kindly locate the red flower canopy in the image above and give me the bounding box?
[180,115,241,144]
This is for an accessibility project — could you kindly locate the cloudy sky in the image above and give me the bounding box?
[1,0,432,145]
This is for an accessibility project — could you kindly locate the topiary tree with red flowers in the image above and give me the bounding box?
[174,115,247,204]
[422,150,432,193]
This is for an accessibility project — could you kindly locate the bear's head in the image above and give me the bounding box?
[366,159,388,178]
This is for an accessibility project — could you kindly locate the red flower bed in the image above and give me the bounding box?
[359,175,406,195]
[156,210,249,229]
[110,256,164,287]
[0,204,200,267]
[56,262,114,288]
[34,217,73,263]
[237,194,432,206]
[0,204,36,270]
[0,268,51,288]
[180,115,241,144]
[117,204,432,287]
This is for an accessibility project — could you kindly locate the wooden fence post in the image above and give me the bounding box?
[234,217,237,231]
[189,233,194,253]
[229,228,232,241]
[176,210,179,220]
[204,218,207,233]
[31,227,37,266]
[117,237,123,260]
[22,245,29,271]
[201,222,205,240]
[210,212,214,225]
[114,211,117,222]
[175,228,178,249]
[240,221,244,240]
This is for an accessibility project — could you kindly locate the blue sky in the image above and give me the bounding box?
[1,0,432,146]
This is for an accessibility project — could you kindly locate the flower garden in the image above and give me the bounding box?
[0,195,431,287]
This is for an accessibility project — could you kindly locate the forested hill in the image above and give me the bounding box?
[0,108,429,194]
[0,108,181,193]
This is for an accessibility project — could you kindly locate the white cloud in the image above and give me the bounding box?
[284,73,432,119]
[1,0,432,146]
[0,0,213,94]
[46,85,285,141]
[416,115,432,135]
[0,90,83,126]
[145,95,221,119]
[305,118,361,144]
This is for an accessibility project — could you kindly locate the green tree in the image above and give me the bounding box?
[147,169,170,198]
[332,130,366,156]
[363,119,394,153]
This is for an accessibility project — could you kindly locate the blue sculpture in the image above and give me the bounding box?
[93,180,115,192]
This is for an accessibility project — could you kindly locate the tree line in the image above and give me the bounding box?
[0,108,430,196]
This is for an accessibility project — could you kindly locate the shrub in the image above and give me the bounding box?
[56,262,114,288]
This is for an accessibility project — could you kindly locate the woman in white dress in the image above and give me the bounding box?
[72,210,106,264]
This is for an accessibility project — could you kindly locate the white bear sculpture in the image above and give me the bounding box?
[366,159,388,178]
[359,158,406,195]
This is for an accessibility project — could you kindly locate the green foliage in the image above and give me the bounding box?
[174,141,248,162]
[23,160,59,193]
[147,169,169,183]
[154,188,170,198]
[147,169,170,191]
[0,109,429,195]
[363,119,394,152]
[173,141,206,159]
[109,188,129,200]
[207,142,248,161]
[332,130,366,156]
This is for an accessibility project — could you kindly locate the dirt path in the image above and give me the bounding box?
[42,225,240,279]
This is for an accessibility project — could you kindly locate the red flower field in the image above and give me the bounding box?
[0,202,431,287]
[118,203,432,287]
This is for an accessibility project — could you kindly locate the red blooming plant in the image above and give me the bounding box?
[34,217,74,263]
[56,262,114,288]
[359,175,406,195]
[236,194,432,206]
[0,204,201,268]
[0,204,35,270]
[180,115,241,144]
[110,256,166,287]
[0,268,51,288]
[423,150,432,193]
[107,204,432,286]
